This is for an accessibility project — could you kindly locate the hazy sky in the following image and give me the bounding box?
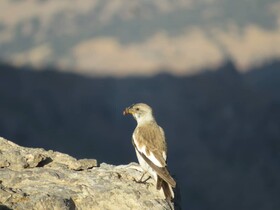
[0,0,279,76]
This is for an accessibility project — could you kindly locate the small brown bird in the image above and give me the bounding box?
[123,103,176,202]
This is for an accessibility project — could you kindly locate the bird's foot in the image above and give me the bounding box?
[133,172,151,184]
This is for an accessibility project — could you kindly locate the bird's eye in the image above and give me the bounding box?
[136,108,140,111]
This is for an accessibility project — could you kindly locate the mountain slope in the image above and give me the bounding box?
[0,61,279,210]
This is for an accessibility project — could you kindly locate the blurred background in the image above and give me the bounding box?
[0,0,280,209]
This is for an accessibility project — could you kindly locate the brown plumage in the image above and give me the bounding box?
[124,103,176,202]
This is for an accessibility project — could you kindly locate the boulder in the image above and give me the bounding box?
[0,137,173,209]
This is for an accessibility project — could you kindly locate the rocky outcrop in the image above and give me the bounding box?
[0,137,173,210]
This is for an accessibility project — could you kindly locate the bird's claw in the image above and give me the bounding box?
[133,173,151,185]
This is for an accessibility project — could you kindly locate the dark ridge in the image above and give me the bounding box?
[0,60,280,210]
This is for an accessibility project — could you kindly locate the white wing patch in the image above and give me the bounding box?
[133,133,164,168]
[162,151,167,161]
[146,151,164,167]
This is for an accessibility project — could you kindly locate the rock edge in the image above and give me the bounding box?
[0,137,172,210]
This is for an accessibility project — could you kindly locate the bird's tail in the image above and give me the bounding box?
[157,176,174,200]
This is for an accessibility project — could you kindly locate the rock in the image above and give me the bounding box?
[0,137,173,210]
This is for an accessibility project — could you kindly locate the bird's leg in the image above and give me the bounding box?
[141,175,151,183]
[133,171,151,184]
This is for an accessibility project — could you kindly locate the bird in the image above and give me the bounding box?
[123,103,176,202]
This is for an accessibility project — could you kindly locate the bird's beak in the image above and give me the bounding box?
[123,107,134,115]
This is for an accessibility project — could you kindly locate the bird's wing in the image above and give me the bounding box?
[133,124,166,167]
[132,125,176,188]
[132,138,176,187]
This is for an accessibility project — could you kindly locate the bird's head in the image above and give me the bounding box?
[123,103,155,124]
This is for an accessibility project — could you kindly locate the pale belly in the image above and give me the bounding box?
[135,149,157,181]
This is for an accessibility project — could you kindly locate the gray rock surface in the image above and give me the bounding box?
[0,137,172,210]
